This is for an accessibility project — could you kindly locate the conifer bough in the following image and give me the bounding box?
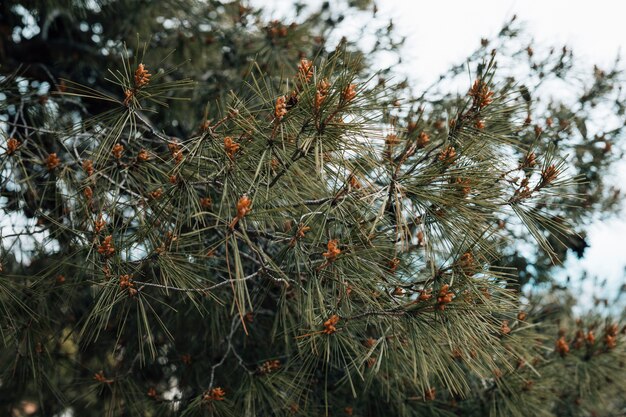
[0,2,625,417]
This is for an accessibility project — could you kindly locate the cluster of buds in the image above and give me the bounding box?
[258,359,281,375]
[137,149,150,162]
[155,231,178,255]
[244,311,254,323]
[200,197,212,209]
[112,143,124,159]
[416,131,430,148]
[203,387,226,402]
[119,274,137,297]
[224,136,240,159]
[451,347,463,360]
[168,142,183,164]
[200,118,211,132]
[97,235,115,257]
[296,59,313,83]
[235,195,252,218]
[511,177,533,202]
[322,239,341,262]
[524,114,532,126]
[289,223,311,247]
[5,138,20,155]
[522,380,534,392]
[84,186,93,201]
[424,388,436,401]
[275,95,287,121]
[83,159,94,176]
[385,133,399,147]
[604,323,618,349]
[418,288,433,302]
[94,214,106,233]
[123,64,152,106]
[102,264,112,279]
[348,174,361,190]
[468,79,494,110]
[438,146,456,164]
[436,284,454,311]
[46,153,61,171]
[366,357,377,368]
[382,134,398,160]
[416,230,425,247]
[461,289,475,304]
[342,83,357,103]
[475,119,486,129]
[150,188,163,200]
[539,164,559,187]
[520,152,537,168]
[454,177,471,197]
[433,119,446,130]
[555,335,570,357]
[458,252,477,275]
[574,329,596,349]
[123,89,133,106]
[323,314,340,334]
[134,63,151,88]
[388,257,400,274]
[315,78,331,110]
[282,219,294,233]
[266,20,288,39]
[501,320,511,335]
[229,195,252,230]
[392,287,406,296]
[364,337,377,348]
[93,370,112,384]
[480,287,491,300]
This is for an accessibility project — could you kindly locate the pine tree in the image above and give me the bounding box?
[1,2,625,416]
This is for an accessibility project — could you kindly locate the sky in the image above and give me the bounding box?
[252,0,626,308]
[369,0,626,308]
[372,0,625,85]
[253,0,625,82]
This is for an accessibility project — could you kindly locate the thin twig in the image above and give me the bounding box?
[134,270,261,293]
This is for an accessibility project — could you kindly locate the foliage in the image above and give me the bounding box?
[1,1,625,416]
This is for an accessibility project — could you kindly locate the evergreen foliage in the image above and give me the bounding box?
[1,1,625,416]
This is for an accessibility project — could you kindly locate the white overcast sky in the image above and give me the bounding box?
[370,0,626,304]
[253,0,626,306]
[374,0,625,83]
